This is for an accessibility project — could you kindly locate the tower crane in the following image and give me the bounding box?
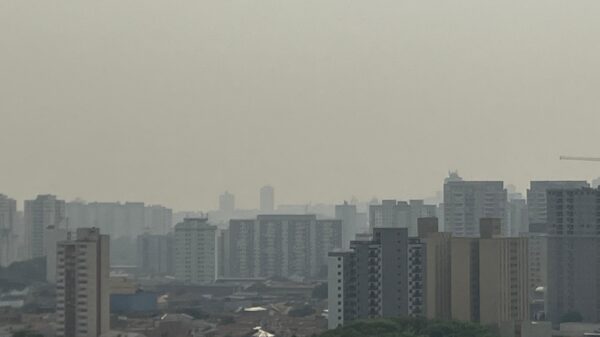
[560,156,600,162]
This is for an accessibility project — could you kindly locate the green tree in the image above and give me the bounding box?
[319,317,498,337]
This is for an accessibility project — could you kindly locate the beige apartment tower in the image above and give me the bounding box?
[426,220,529,327]
[425,231,452,320]
[56,228,110,337]
[174,218,217,284]
[450,237,480,322]
[479,237,529,325]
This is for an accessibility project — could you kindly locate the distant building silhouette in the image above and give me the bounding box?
[219,191,235,213]
[137,233,174,276]
[369,200,436,236]
[0,194,16,267]
[224,214,341,279]
[25,194,66,259]
[260,185,275,213]
[66,200,172,238]
[444,181,507,237]
[335,202,358,249]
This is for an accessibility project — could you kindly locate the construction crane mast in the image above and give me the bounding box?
[560,156,600,162]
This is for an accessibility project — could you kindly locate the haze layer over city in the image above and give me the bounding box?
[2,1,600,337]
[2,0,600,210]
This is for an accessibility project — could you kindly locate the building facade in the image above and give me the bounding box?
[219,191,235,213]
[136,233,174,276]
[0,194,17,267]
[444,181,507,237]
[260,185,275,213]
[45,226,69,283]
[335,202,358,249]
[545,188,600,325]
[56,228,110,337]
[527,181,589,228]
[174,218,217,284]
[425,231,452,320]
[224,215,342,279]
[426,220,529,326]
[508,198,529,237]
[479,237,529,325]
[66,201,172,239]
[328,227,421,329]
[25,195,66,259]
[369,200,436,236]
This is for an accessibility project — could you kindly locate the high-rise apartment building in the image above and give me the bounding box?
[335,202,358,249]
[224,215,341,279]
[426,220,529,326]
[444,181,507,237]
[137,233,174,275]
[66,201,172,239]
[174,218,217,284]
[25,195,66,259]
[408,237,426,317]
[0,194,17,267]
[527,181,589,228]
[144,205,173,235]
[408,200,438,236]
[522,224,547,320]
[479,236,529,325]
[45,226,69,283]
[424,231,452,320]
[219,191,235,213]
[545,188,600,325]
[328,227,422,329]
[451,237,530,326]
[223,219,255,278]
[260,185,275,213]
[369,200,436,236]
[56,228,110,337]
[508,198,529,237]
[450,237,481,322]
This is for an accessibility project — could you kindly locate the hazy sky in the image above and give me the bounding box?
[1,0,600,211]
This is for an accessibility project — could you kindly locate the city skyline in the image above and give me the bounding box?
[3,174,600,213]
[4,0,600,336]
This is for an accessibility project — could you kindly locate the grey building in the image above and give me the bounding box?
[174,218,217,284]
[527,181,589,228]
[137,233,174,275]
[408,237,426,317]
[444,181,507,237]
[219,191,235,213]
[260,185,275,213]
[66,201,172,239]
[56,228,110,337]
[224,214,341,279]
[545,188,600,325]
[335,202,358,249]
[369,200,436,236]
[508,198,529,237]
[144,205,173,235]
[25,195,66,259]
[0,194,17,267]
[328,227,424,329]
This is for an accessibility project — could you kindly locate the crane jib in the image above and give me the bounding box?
[560,156,600,162]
